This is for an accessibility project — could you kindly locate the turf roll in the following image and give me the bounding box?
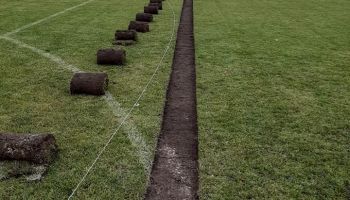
[0,133,58,164]
[128,21,149,33]
[97,48,126,65]
[115,30,137,41]
[70,72,109,95]
[136,13,153,22]
[149,2,162,10]
[144,6,159,14]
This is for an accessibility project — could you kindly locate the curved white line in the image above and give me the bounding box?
[103,92,152,172]
[0,34,150,182]
[0,36,81,72]
[0,0,178,198]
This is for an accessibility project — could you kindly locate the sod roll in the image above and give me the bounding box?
[144,6,159,14]
[70,72,109,95]
[0,133,58,164]
[115,30,137,41]
[97,48,126,65]
[149,2,162,10]
[136,13,153,22]
[128,21,150,33]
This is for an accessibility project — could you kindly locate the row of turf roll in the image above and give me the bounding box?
[70,0,165,96]
[0,1,166,172]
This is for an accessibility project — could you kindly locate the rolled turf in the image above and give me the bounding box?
[70,72,109,95]
[0,133,58,164]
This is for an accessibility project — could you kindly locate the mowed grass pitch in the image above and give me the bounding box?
[195,0,350,199]
[1,0,350,199]
[0,0,182,199]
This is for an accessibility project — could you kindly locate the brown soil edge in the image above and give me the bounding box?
[144,0,198,199]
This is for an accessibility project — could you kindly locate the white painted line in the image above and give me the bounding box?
[0,36,81,73]
[103,92,152,172]
[2,0,95,37]
[68,92,154,200]
[0,0,177,197]
[0,35,149,183]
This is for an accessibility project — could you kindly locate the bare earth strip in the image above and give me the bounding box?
[145,0,199,199]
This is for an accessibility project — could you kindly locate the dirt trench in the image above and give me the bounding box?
[145,0,198,199]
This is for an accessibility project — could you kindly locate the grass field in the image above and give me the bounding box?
[1,0,350,199]
[0,0,182,199]
[195,0,350,199]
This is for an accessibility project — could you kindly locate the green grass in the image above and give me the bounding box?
[2,0,350,199]
[195,0,350,199]
[0,0,182,199]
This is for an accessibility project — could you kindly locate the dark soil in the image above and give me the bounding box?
[145,0,198,199]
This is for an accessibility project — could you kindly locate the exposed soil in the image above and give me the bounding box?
[145,0,198,199]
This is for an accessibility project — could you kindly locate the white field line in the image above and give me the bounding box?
[0,35,150,180]
[68,0,177,198]
[103,92,152,172]
[2,0,95,37]
[0,36,81,72]
[0,0,177,197]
